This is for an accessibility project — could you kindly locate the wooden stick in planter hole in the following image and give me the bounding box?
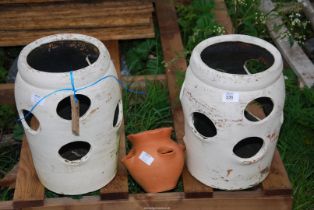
[70,95,80,136]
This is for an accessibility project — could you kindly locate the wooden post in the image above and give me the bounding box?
[70,95,80,136]
[155,0,214,198]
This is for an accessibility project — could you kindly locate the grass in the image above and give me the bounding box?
[0,137,21,201]
[278,69,314,210]
[123,82,172,137]
[120,24,165,76]
[120,38,164,75]
[176,0,225,58]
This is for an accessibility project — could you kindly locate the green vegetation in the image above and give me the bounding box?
[279,11,313,46]
[123,82,172,138]
[0,49,16,134]
[0,136,21,200]
[0,47,21,201]
[121,35,164,75]
[225,0,270,39]
[279,69,314,210]
[0,49,8,83]
[176,0,225,58]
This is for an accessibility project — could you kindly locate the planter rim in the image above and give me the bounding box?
[189,34,283,91]
[17,33,111,89]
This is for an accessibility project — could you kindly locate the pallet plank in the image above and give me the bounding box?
[214,0,234,34]
[0,3,153,19]
[155,0,214,198]
[100,40,129,200]
[260,0,314,88]
[104,41,121,78]
[0,201,14,210]
[18,193,292,210]
[13,137,45,209]
[299,0,314,30]
[262,150,292,195]
[0,15,151,31]
[0,24,155,47]
[0,0,69,3]
[0,83,15,105]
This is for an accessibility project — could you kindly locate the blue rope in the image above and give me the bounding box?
[70,71,78,103]
[18,71,145,122]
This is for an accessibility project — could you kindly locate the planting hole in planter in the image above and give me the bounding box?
[244,97,274,122]
[233,137,264,159]
[27,40,99,72]
[200,42,274,74]
[59,141,91,161]
[113,100,122,127]
[192,112,217,138]
[56,94,91,120]
[22,109,40,131]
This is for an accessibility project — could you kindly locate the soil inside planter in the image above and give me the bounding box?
[27,40,99,72]
[200,41,274,74]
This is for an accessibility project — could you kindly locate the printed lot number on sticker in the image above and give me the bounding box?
[223,92,239,103]
[139,151,154,166]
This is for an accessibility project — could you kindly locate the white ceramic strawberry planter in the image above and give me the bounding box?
[15,34,123,195]
[180,34,285,190]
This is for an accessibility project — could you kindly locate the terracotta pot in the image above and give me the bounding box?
[122,127,185,193]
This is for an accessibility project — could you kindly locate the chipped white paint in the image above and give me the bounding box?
[15,34,122,195]
[180,35,285,190]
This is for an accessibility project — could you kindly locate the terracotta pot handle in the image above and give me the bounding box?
[122,149,136,163]
[157,146,176,158]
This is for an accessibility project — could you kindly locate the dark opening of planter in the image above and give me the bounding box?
[244,97,274,121]
[22,109,40,131]
[233,137,264,159]
[59,141,91,161]
[200,42,274,74]
[56,94,91,120]
[113,101,120,127]
[192,112,217,138]
[27,40,99,72]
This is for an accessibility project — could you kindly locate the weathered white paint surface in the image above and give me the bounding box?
[180,34,285,190]
[15,34,122,195]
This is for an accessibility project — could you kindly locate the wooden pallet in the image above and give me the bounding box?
[0,0,154,46]
[0,1,292,209]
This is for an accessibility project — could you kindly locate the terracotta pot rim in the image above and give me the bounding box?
[127,127,173,140]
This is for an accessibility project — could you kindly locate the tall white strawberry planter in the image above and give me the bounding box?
[180,34,285,190]
[15,34,123,195]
